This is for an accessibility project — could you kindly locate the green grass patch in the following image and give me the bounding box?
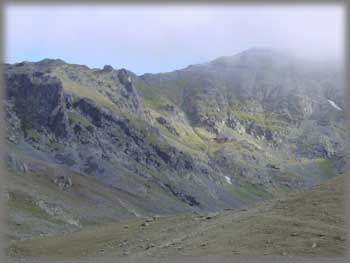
[25,129,41,142]
[134,79,180,111]
[315,158,335,180]
[171,122,207,151]
[231,110,284,132]
[7,192,50,220]
[284,158,336,187]
[52,69,117,111]
[67,111,93,128]
[225,182,272,205]
[193,127,215,141]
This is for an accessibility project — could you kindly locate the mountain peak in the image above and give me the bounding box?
[37,58,66,66]
[212,47,286,64]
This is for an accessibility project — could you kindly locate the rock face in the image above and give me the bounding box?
[73,98,104,128]
[6,71,69,138]
[144,49,344,131]
[3,49,346,235]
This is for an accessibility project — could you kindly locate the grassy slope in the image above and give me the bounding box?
[5,149,198,241]
[7,175,345,260]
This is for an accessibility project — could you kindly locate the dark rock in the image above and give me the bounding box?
[73,124,82,135]
[153,215,161,220]
[156,116,167,125]
[54,154,76,167]
[84,157,100,174]
[213,137,229,143]
[164,183,200,207]
[153,145,193,171]
[65,94,74,109]
[6,73,70,138]
[73,98,103,127]
[200,115,220,135]
[145,243,156,250]
[246,122,274,141]
[205,212,219,220]
[156,117,179,136]
[102,65,114,72]
[53,174,73,190]
[118,69,134,94]
[266,164,280,170]
[164,104,175,112]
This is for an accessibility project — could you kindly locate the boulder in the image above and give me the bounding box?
[53,174,73,190]
[102,65,114,73]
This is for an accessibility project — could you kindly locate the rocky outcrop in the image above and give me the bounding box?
[102,65,114,73]
[73,98,104,127]
[163,104,175,112]
[53,174,73,190]
[225,116,246,135]
[156,117,179,136]
[113,69,142,114]
[245,122,274,141]
[199,115,222,134]
[152,145,193,171]
[6,154,28,174]
[164,183,200,207]
[6,72,69,138]
[4,100,21,144]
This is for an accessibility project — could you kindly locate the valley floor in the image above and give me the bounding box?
[7,175,346,262]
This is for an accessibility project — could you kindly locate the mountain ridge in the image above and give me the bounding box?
[8,47,343,77]
[4,48,346,242]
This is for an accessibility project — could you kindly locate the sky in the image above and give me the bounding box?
[5,4,345,75]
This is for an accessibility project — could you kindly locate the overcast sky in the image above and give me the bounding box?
[5,4,345,75]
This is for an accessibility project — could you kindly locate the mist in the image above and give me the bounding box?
[5,4,345,74]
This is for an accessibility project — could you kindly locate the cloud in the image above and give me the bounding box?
[5,4,345,74]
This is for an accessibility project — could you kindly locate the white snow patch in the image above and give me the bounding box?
[328,99,342,111]
[224,176,232,184]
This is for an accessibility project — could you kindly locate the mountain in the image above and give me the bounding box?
[4,48,346,242]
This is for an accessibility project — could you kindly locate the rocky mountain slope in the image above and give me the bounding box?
[4,48,346,241]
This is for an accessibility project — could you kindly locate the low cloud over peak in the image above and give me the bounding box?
[6,4,344,74]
